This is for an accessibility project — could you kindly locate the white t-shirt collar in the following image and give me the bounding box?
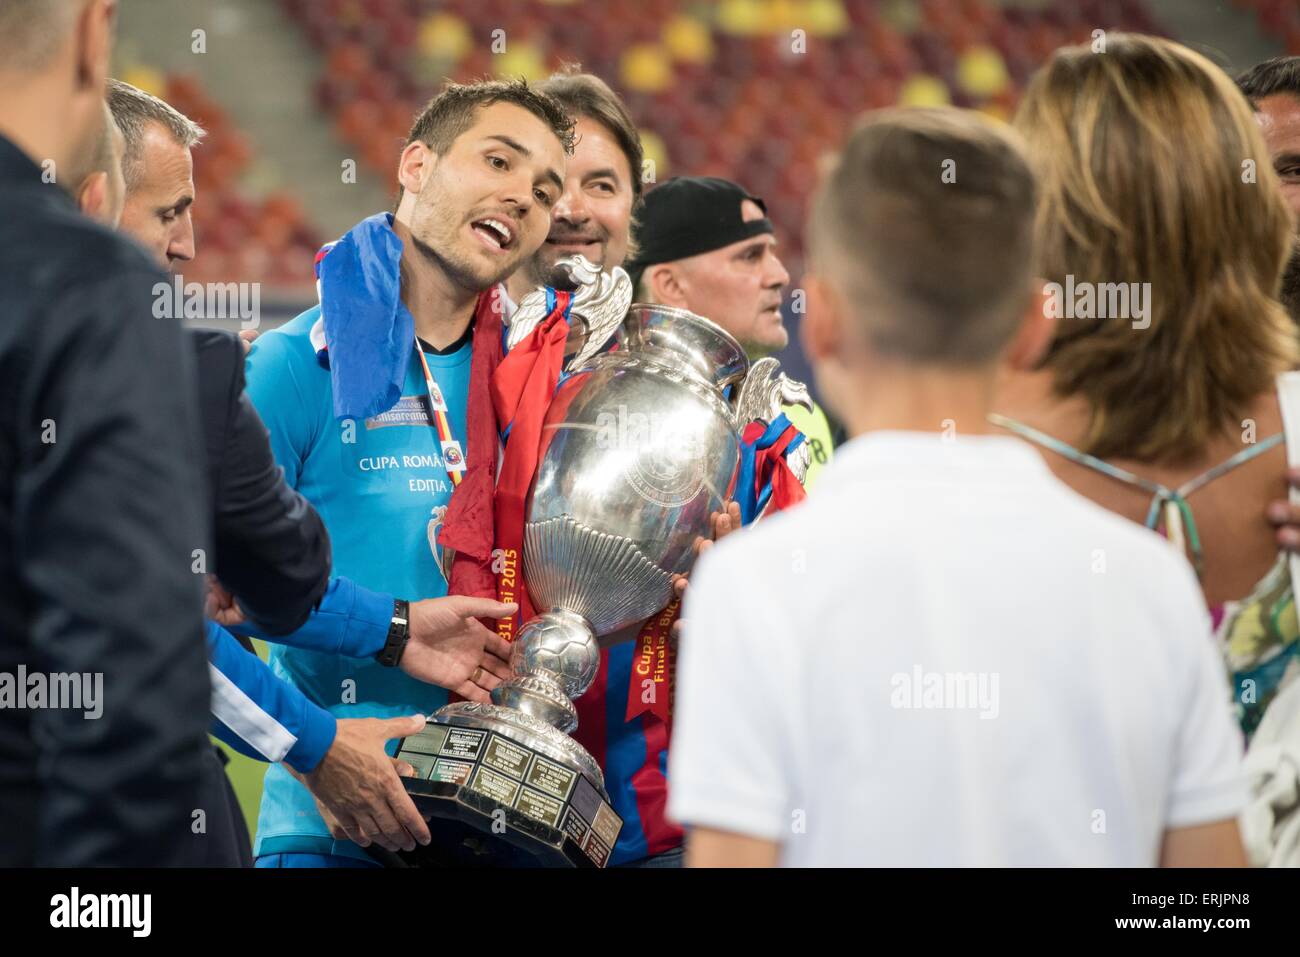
[817,429,1051,491]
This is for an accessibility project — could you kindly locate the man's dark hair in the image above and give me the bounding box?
[1236,56,1300,108]
[406,77,575,156]
[397,77,574,205]
[539,65,645,203]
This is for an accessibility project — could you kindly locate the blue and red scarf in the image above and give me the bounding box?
[737,412,807,523]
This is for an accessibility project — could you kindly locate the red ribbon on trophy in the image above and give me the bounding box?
[486,291,573,643]
[625,596,679,723]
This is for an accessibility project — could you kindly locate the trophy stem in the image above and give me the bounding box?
[489,609,599,736]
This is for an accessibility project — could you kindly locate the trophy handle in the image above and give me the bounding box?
[503,255,632,372]
[732,356,813,425]
[566,265,632,372]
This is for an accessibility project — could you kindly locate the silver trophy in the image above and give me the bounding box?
[395,258,809,867]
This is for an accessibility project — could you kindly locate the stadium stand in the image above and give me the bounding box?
[1236,0,1300,54]
[279,0,1167,280]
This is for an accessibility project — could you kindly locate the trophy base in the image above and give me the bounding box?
[384,702,623,868]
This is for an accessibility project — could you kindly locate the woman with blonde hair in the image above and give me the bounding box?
[994,32,1299,792]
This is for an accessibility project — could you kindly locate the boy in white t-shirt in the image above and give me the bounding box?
[667,107,1248,867]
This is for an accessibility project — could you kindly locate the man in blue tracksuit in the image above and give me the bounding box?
[243,79,574,866]
[206,622,338,789]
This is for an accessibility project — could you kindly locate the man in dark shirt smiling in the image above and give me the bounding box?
[0,0,210,866]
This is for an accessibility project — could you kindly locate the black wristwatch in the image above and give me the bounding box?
[375,598,410,667]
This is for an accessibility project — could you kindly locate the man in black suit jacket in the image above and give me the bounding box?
[190,328,332,638]
[183,329,335,866]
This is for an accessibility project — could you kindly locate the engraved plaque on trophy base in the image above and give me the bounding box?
[383,707,622,868]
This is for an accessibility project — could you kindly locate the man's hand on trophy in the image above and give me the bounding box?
[692,501,742,560]
[400,596,518,702]
[297,714,433,852]
[310,757,435,841]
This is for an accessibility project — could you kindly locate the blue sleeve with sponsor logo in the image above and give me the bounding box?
[206,620,336,774]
